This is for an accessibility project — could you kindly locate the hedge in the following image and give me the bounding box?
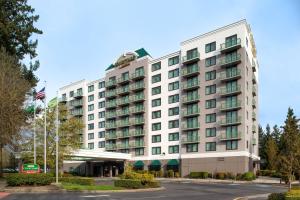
[7,173,53,186]
[114,179,160,189]
[268,193,285,200]
[58,177,95,185]
[189,172,209,179]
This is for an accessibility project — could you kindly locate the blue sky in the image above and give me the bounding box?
[29,0,300,128]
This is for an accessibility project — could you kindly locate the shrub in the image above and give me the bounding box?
[242,172,256,181]
[226,172,235,180]
[158,170,164,177]
[189,172,209,179]
[167,170,174,178]
[7,173,53,186]
[114,179,144,189]
[215,172,226,180]
[174,172,180,178]
[268,193,285,200]
[58,177,95,185]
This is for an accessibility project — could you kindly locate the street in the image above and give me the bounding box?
[2,182,287,200]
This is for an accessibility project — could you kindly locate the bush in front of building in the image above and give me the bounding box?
[257,170,282,178]
[189,172,209,179]
[167,170,174,178]
[267,193,285,200]
[114,179,160,189]
[241,172,256,181]
[215,172,226,180]
[58,177,95,185]
[6,173,53,186]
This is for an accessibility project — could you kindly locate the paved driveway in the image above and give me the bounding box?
[2,182,287,200]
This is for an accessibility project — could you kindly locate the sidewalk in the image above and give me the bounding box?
[0,179,6,192]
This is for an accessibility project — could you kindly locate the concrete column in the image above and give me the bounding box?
[109,165,112,177]
[100,165,103,177]
[115,167,119,176]
[90,162,93,177]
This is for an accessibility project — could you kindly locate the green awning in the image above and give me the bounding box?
[167,159,179,166]
[150,160,161,166]
[133,160,144,167]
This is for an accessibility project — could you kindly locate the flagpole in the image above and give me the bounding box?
[44,81,47,174]
[33,92,36,165]
[55,91,59,184]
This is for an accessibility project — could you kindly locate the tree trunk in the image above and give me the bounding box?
[0,143,3,177]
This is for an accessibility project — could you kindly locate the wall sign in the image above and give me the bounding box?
[115,52,137,68]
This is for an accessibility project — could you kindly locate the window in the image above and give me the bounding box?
[69,91,74,97]
[225,35,238,46]
[152,74,161,83]
[98,131,105,138]
[88,95,94,102]
[205,56,216,67]
[186,48,198,60]
[77,88,82,95]
[88,123,94,130]
[88,133,94,140]
[98,81,105,89]
[168,107,179,116]
[206,128,216,137]
[205,42,216,53]
[62,93,66,100]
[152,135,161,143]
[169,145,179,154]
[135,66,144,75]
[88,114,94,121]
[206,113,216,123]
[168,56,179,66]
[152,110,161,119]
[169,132,179,141]
[152,123,161,131]
[98,101,105,109]
[98,121,105,128]
[98,91,105,98]
[152,147,161,155]
[168,69,179,79]
[152,86,161,95]
[88,104,94,111]
[135,148,144,156]
[88,143,94,149]
[206,99,216,109]
[226,140,238,150]
[98,111,105,118]
[168,120,179,129]
[168,81,179,91]
[152,62,161,72]
[98,141,105,148]
[88,85,94,92]
[206,142,216,151]
[152,98,161,107]
[168,94,179,104]
[186,144,198,152]
[205,70,216,81]
[205,84,216,95]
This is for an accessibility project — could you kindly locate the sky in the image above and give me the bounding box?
[28,0,300,128]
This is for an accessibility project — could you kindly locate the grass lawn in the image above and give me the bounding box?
[61,183,124,191]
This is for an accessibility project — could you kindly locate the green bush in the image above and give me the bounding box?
[146,181,160,188]
[215,172,226,180]
[7,173,53,186]
[114,179,144,189]
[189,172,209,179]
[226,172,235,179]
[167,170,174,178]
[268,193,285,200]
[174,172,180,178]
[58,177,95,185]
[242,172,256,181]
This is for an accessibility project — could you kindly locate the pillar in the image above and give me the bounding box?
[100,165,103,177]
[109,165,112,177]
[115,167,119,176]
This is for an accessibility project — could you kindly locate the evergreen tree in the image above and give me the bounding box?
[265,137,278,170]
[271,125,282,149]
[258,125,267,169]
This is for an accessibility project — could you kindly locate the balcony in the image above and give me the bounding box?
[130,142,145,148]
[59,97,67,103]
[70,99,83,107]
[117,132,131,139]
[252,59,257,72]
[131,71,145,80]
[252,86,257,96]
[252,125,256,133]
[182,94,200,104]
[182,108,200,117]
[130,118,144,125]
[106,112,117,119]
[220,38,241,53]
[130,82,145,91]
[130,94,145,102]
[219,69,241,81]
[219,85,241,96]
[117,120,130,128]
[181,65,200,77]
[106,80,117,88]
[252,137,257,145]
[105,144,117,150]
[106,123,117,129]
[105,133,117,140]
[117,143,130,150]
[73,92,83,99]
[252,112,256,121]
[219,132,242,141]
[117,109,130,117]
[70,108,83,116]
[181,122,200,131]
[182,51,200,64]
[218,117,242,126]
[252,73,257,84]
[106,101,117,109]
[219,101,242,111]
[131,130,145,137]
[106,90,117,98]
[117,87,130,95]
[117,98,130,106]
[252,99,256,108]
[130,106,145,114]
[117,76,130,85]
[181,80,200,91]
[181,136,200,144]
[219,53,241,67]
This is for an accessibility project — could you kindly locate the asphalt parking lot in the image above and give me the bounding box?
[2,182,287,200]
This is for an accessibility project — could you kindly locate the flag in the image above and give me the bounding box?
[36,87,45,100]
[48,97,58,108]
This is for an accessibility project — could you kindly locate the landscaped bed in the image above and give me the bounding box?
[61,182,123,191]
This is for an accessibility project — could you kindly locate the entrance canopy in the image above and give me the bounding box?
[68,149,132,161]
[133,160,144,168]
[167,159,179,166]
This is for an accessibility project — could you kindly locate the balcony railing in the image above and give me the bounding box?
[130,142,145,148]
[117,109,130,117]
[218,116,242,126]
[219,132,242,141]
[117,143,130,149]
[73,92,83,98]
[117,98,130,106]
[117,87,130,95]
[219,85,241,96]
[117,132,131,139]
[182,94,200,104]
[106,112,117,119]
[181,136,200,144]
[106,90,117,98]
[130,94,145,102]
[220,38,241,52]
[219,100,242,111]
[106,101,117,108]
[130,106,145,114]
[252,99,256,108]
[130,82,145,91]
[70,108,83,116]
[252,112,256,120]
[252,86,257,96]
[106,123,117,129]
[252,59,257,72]
[182,108,200,117]
[131,130,145,137]
[117,76,130,84]
[181,80,200,91]
[105,133,117,140]
[105,144,117,150]
[252,137,257,145]
[130,118,144,125]
[252,125,256,133]
[131,71,145,80]
[219,53,241,67]
[70,99,83,107]
[181,122,200,130]
[252,73,257,84]
[106,80,117,88]
[182,51,200,64]
[181,65,200,77]
[219,69,241,81]
[117,120,130,127]
[59,97,67,103]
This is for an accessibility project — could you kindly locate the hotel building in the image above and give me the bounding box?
[60,19,259,177]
